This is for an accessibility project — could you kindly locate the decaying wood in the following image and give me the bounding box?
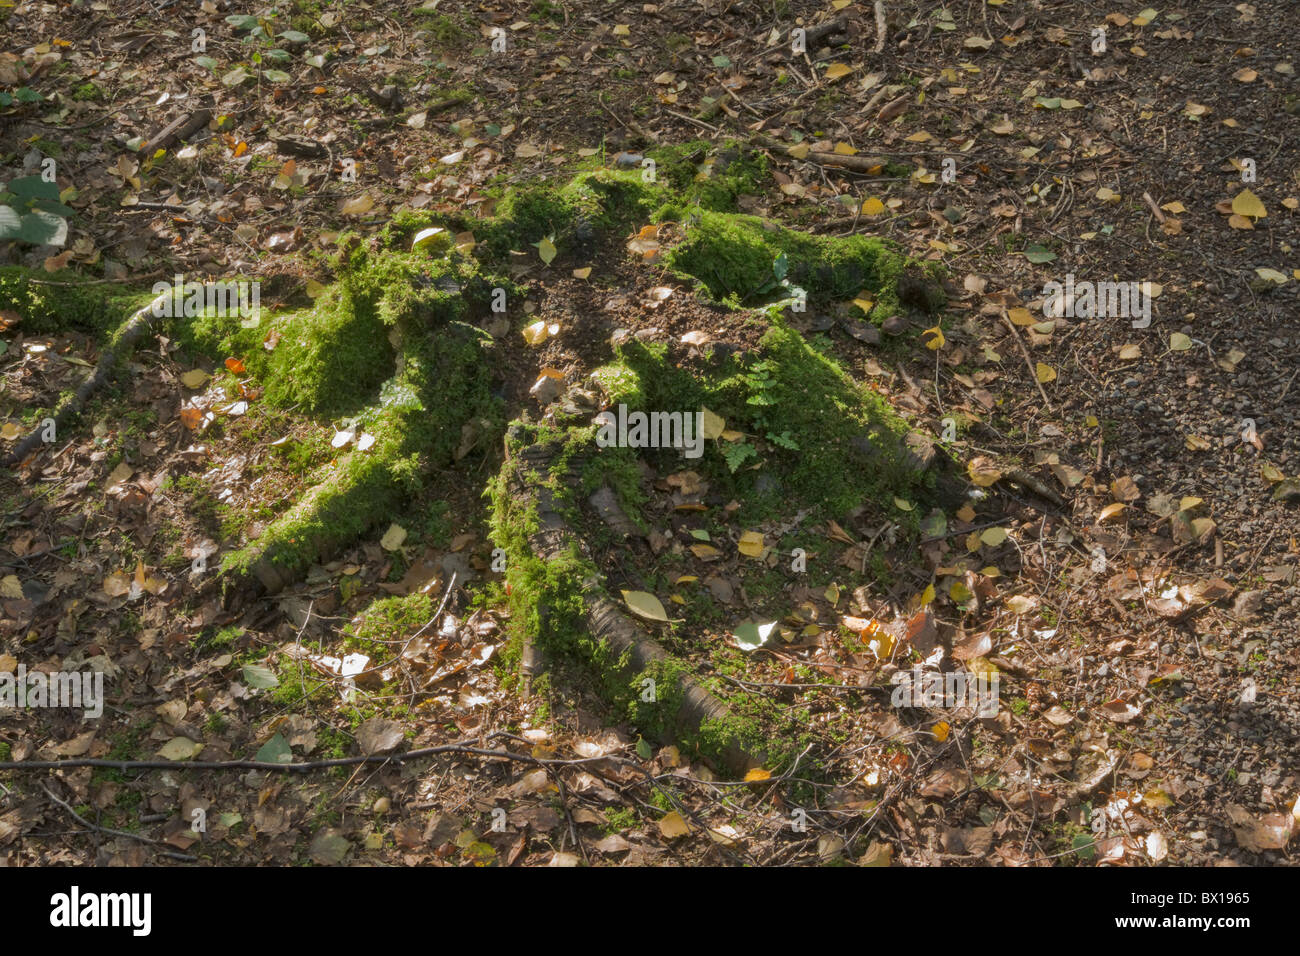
[751,133,892,175]
[137,108,211,155]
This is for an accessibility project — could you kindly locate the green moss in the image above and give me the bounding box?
[345,592,433,656]
[222,321,500,583]
[595,320,921,522]
[0,267,151,336]
[666,210,916,310]
[470,141,766,265]
[170,246,512,418]
[650,141,768,214]
[488,430,804,772]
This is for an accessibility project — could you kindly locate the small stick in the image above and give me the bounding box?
[41,783,198,862]
[1141,191,1166,223]
[1001,314,1052,409]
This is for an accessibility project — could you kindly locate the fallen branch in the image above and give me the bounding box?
[40,783,197,863]
[751,133,893,175]
[137,108,211,156]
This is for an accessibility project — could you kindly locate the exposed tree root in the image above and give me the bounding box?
[497,436,766,775]
[2,290,166,468]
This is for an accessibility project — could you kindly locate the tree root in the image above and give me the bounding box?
[3,290,166,468]
[497,434,765,776]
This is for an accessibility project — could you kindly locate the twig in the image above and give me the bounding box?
[41,783,197,862]
[662,108,721,134]
[1001,314,1052,409]
[3,743,621,775]
[1140,191,1165,223]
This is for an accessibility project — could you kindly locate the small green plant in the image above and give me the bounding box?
[0,173,71,245]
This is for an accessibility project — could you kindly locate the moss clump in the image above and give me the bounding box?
[346,592,433,655]
[208,239,512,588]
[594,318,922,522]
[221,321,500,586]
[488,429,805,772]
[170,243,514,418]
[470,141,767,264]
[0,267,153,336]
[666,210,919,311]
[650,141,768,215]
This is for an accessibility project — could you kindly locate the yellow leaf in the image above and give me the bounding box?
[1005,594,1037,614]
[833,141,858,155]
[180,368,210,389]
[411,226,449,252]
[931,721,950,742]
[1007,307,1036,326]
[1035,362,1056,383]
[825,63,853,81]
[919,583,935,606]
[572,266,592,279]
[860,196,886,215]
[1231,188,1267,219]
[1169,332,1193,351]
[923,325,945,350]
[522,320,550,346]
[1097,502,1127,524]
[967,456,1002,487]
[537,236,557,265]
[658,811,690,839]
[621,590,670,622]
[340,193,374,216]
[852,296,875,314]
[738,531,765,558]
[893,497,914,512]
[787,142,810,160]
[979,527,1008,546]
[380,524,408,550]
[744,768,772,782]
[700,407,725,440]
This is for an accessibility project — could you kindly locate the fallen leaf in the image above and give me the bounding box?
[621,590,670,622]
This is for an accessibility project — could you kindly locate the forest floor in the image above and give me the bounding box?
[1,0,1298,866]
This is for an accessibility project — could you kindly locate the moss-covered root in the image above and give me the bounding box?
[220,322,500,596]
[494,436,766,776]
[3,289,166,468]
